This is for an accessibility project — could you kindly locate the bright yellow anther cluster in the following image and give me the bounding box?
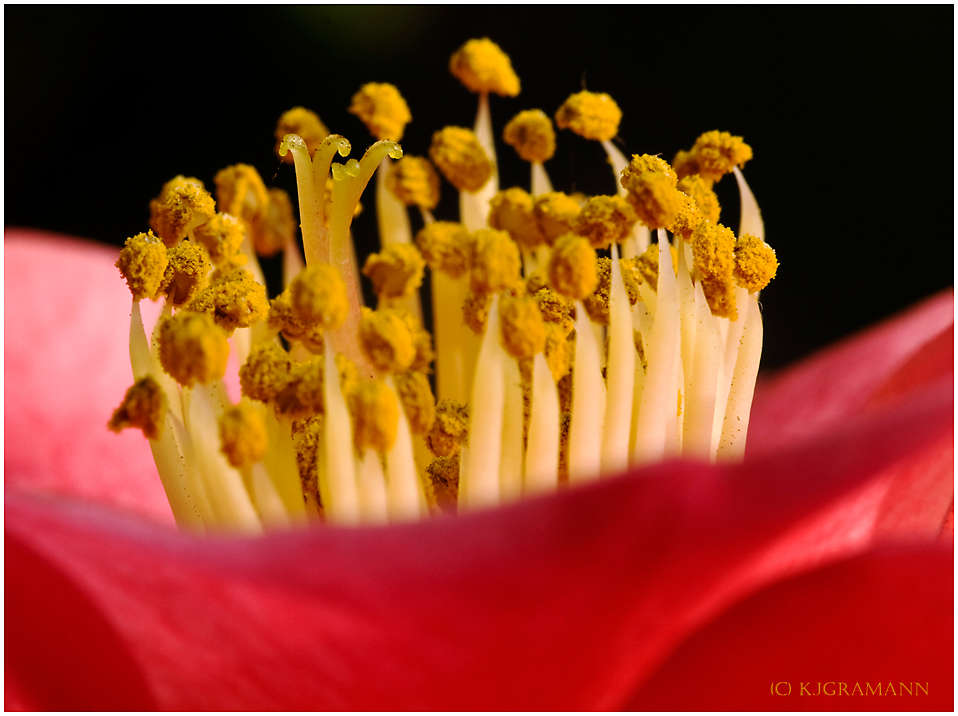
[415,221,471,278]
[462,290,493,334]
[393,371,436,434]
[161,240,211,308]
[240,341,292,404]
[218,403,268,468]
[255,188,297,257]
[575,195,638,249]
[469,229,522,294]
[116,231,169,301]
[193,213,245,267]
[669,193,704,243]
[688,130,753,182]
[499,294,546,359]
[734,234,778,292]
[426,399,469,457]
[187,268,269,333]
[149,176,216,247]
[543,322,573,383]
[582,257,612,325]
[449,38,520,97]
[488,187,546,250]
[289,265,349,331]
[108,376,167,440]
[385,156,440,209]
[274,107,329,164]
[626,154,677,184]
[503,109,555,163]
[349,82,412,142]
[358,308,416,374]
[621,165,684,230]
[534,191,582,245]
[362,244,425,300]
[158,311,229,387]
[677,175,721,225]
[214,164,269,227]
[429,126,492,192]
[548,234,598,301]
[533,286,575,335]
[349,380,399,452]
[554,91,622,141]
[268,289,324,354]
[691,222,737,319]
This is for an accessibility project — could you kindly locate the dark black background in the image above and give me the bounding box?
[6,6,953,370]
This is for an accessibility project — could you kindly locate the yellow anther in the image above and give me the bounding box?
[274,107,329,164]
[533,287,575,335]
[399,312,435,372]
[218,402,268,468]
[548,233,598,301]
[499,294,546,359]
[734,233,779,292]
[213,164,269,226]
[358,308,416,374]
[362,244,425,300]
[623,154,678,185]
[488,187,546,250]
[393,370,436,434]
[253,188,297,257]
[582,257,612,325]
[533,191,581,246]
[349,379,399,452]
[669,192,704,243]
[621,170,684,230]
[677,175,721,224]
[426,399,469,457]
[543,323,573,383]
[349,82,412,142]
[292,415,324,516]
[426,456,460,513]
[274,358,325,420]
[689,130,753,182]
[385,155,440,209]
[469,229,522,294]
[187,268,269,333]
[632,242,678,291]
[554,91,622,141]
[503,109,556,163]
[289,265,349,330]
[415,221,471,278]
[157,311,229,387]
[449,38,520,97]
[108,376,167,440]
[239,341,292,404]
[116,231,169,301]
[161,240,211,308]
[691,222,737,319]
[268,289,325,355]
[575,195,638,249]
[462,290,493,335]
[525,268,549,297]
[672,149,701,181]
[429,126,492,192]
[148,176,216,247]
[193,213,245,266]
[618,257,643,306]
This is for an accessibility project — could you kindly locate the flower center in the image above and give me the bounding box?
[109,38,777,532]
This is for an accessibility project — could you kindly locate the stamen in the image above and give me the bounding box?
[429,127,492,194]
[157,311,230,387]
[385,156,440,210]
[108,376,167,440]
[148,176,216,247]
[554,91,622,142]
[449,38,521,97]
[218,402,268,468]
[116,231,168,301]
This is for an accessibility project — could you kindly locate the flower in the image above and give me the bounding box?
[5,229,952,710]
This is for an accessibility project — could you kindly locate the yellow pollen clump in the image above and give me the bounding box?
[116,231,169,301]
[534,191,582,246]
[548,233,598,301]
[358,308,416,374]
[193,213,245,267]
[158,311,229,387]
[624,154,677,185]
[362,244,425,300]
[575,195,638,249]
[691,222,737,319]
[543,323,573,382]
[187,268,269,334]
[161,240,211,308]
[734,233,779,292]
[449,38,520,97]
[688,130,753,182]
[677,175,721,224]
[149,176,216,247]
[426,456,460,513]
[429,126,492,193]
[582,257,612,325]
[268,289,325,354]
[426,399,470,457]
[254,188,297,257]
[393,371,436,434]
[108,376,167,440]
[669,192,704,243]
[672,149,701,181]
[274,359,325,420]
[534,287,575,335]
[415,221,471,278]
[240,341,292,404]
[469,229,522,294]
[349,82,412,142]
[349,380,399,452]
[385,156,440,209]
[499,294,546,359]
[274,107,329,164]
[488,187,546,250]
[289,265,349,330]
[462,290,493,334]
[218,403,268,468]
[621,170,684,230]
[214,164,269,226]
[554,91,622,141]
[502,109,556,163]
